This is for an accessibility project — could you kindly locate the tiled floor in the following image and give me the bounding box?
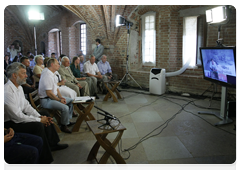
[51,89,236,164]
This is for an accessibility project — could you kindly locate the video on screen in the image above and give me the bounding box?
[201,48,236,85]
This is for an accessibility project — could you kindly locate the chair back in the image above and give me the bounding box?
[29,89,41,111]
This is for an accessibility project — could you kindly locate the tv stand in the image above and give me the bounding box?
[198,86,233,126]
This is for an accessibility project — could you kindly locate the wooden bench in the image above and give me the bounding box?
[29,89,62,133]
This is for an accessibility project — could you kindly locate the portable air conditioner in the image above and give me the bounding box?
[149,68,166,95]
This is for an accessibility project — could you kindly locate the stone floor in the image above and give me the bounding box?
[51,88,236,165]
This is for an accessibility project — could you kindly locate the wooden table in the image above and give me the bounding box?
[71,99,96,132]
[103,80,122,102]
[86,120,126,164]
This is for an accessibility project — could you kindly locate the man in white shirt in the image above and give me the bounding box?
[84,55,108,94]
[7,43,21,61]
[42,57,77,100]
[38,58,74,134]
[4,62,68,164]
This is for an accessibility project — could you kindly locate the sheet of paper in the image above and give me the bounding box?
[75,96,92,101]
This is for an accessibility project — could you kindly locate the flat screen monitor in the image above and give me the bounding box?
[200,46,236,88]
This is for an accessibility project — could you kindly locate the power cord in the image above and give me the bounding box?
[115,90,236,161]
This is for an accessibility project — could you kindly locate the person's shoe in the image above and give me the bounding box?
[60,125,72,133]
[102,90,108,95]
[67,122,76,127]
[94,93,99,99]
[72,111,78,117]
[51,143,69,151]
[117,88,121,92]
[38,164,62,170]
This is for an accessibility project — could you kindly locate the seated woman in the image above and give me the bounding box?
[70,56,98,98]
[33,55,44,88]
[4,128,43,164]
[12,56,19,62]
[4,55,11,76]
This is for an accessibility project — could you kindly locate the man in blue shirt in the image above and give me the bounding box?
[97,55,118,81]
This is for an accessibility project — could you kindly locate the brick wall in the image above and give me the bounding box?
[111,5,236,95]
[4,5,236,96]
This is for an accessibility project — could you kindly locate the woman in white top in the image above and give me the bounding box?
[33,55,44,87]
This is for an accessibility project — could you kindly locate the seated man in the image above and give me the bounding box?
[84,55,108,94]
[4,62,68,164]
[58,56,89,97]
[38,58,74,134]
[97,55,118,81]
[79,54,85,75]
[20,56,36,100]
[58,54,66,65]
[4,128,43,164]
[51,53,56,59]
[29,55,35,70]
[42,57,77,100]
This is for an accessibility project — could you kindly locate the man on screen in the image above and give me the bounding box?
[209,59,219,79]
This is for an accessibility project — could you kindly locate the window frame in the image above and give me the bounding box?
[141,11,156,67]
[80,23,87,55]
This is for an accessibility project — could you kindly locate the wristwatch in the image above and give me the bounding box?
[59,98,61,102]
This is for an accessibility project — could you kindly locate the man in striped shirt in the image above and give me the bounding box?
[97,55,118,81]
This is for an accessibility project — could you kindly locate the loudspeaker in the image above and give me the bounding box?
[227,101,238,117]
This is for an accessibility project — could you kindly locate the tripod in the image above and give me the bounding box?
[119,25,142,89]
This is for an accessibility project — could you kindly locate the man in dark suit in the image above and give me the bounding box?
[93,39,104,63]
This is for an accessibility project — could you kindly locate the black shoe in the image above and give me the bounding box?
[67,122,76,127]
[94,93,99,99]
[60,125,72,133]
[72,112,78,117]
[102,90,108,95]
[117,88,121,92]
[38,164,62,170]
[51,143,69,151]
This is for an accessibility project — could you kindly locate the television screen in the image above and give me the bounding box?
[200,46,236,88]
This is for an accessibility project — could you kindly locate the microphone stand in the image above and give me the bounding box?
[97,112,115,129]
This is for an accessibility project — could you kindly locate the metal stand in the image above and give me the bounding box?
[119,25,142,89]
[202,83,220,108]
[198,86,233,126]
[34,24,37,56]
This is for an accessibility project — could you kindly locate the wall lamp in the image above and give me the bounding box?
[28,10,45,20]
[28,10,45,55]
[206,6,229,24]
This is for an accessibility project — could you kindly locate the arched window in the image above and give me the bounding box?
[80,23,87,55]
[141,12,156,66]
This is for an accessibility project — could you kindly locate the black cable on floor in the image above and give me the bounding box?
[116,91,236,161]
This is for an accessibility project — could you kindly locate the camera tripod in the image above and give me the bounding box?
[119,25,142,89]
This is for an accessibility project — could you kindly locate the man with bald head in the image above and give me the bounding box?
[58,56,89,97]
[84,55,108,94]
[97,55,118,81]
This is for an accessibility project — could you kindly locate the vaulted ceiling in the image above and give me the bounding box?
[5,5,138,45]
[63,5,138,44]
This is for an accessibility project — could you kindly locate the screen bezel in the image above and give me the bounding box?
[199,46,236,88]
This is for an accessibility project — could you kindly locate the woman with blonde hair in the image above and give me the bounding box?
[33,55,44,88]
